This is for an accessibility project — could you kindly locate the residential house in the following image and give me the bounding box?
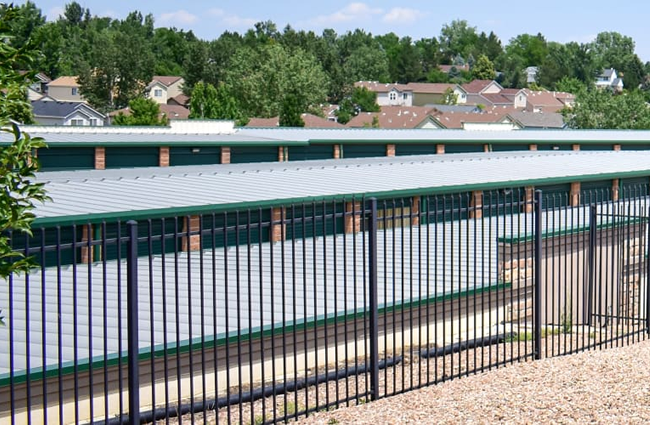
[525,66,539,84]
[354,81,413,106]
[347,106,442,129]
[246,114,345,128]
[523,91,567,113]
[438,64,470,74]
[31,98,106,126]
[404,83,468,106]
[109,103,190,123]
[146,76,185,104]
[434,108,520,130]
[595,68,624,92]
[461,80,513,107]
[21,72,51,100]
[500,88,528,108]
[47,76,83,102]
[504,111,566,129]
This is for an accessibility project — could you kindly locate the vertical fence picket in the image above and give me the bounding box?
[126,220,140,424]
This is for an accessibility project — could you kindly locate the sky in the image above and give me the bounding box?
[19,0,650,63]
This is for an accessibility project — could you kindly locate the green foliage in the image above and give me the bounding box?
[439,20,479,61]
[189,81,219,119]
[555,77,587,94]
[564,89,650,129]
[279,94,305,127]
[471,54,496,80]
[112,97,168,126]
[335,87,379,124]
[0,6,49,325]
[440,87,458,105]
[505,33,548,67]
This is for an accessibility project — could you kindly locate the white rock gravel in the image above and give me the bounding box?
[297,339,650,424]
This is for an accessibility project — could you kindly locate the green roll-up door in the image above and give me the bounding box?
[622,144,650,150]
[38,147,95,171]
[105,147,159,169]
[289,145,335,161]
[621,176,649,199]
[536,144,571,151]
[341,144,386,158]
[230,146,279,164]
[490,144,529,152]
[538,183,571,208]
[170,147,221,166]
[581,180,614,203]
[396,144,438,156]
[445,144,484,154]
[580,144,613,151]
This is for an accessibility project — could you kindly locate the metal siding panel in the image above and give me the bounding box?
[105,147,159,169]
[169,147,221,166]
[396,144,438,156]
[229,146,278,164]
[288,145,334,161]
[342,144,386,158]
[38,147,95,171]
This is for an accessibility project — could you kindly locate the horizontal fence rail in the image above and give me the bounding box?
[1,185,649,424]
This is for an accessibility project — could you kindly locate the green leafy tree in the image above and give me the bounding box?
[0,6,50,324]
[564,89,650,129]
[189,81,219,119]
[472,54,496,80]
[440,87,458,105]
[439,20,479,62]
[505,33,548,67]
[555,76,587,94]
[112,97,168,126]
[279,94,305,127]
[335,86,380,124]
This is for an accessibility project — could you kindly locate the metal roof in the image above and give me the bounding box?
[32,150,650,223]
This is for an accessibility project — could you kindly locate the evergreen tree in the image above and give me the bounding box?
[113,97,168,126]
[279,94,305,127]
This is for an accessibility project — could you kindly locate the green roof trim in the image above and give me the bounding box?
[0,281,507,387]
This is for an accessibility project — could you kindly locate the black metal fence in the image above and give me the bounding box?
[1,187,649,424]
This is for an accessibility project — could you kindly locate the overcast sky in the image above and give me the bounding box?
[20,1,650,63]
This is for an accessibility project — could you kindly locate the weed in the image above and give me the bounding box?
[328,419,340,424]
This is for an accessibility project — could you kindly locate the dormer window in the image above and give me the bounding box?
[389,92,397,101]
[154,89,163,97]
[71,88,78,96]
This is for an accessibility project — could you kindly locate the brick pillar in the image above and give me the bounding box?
[270,207,286,242]
[411,196,420,226]
[570,182,581,207]
[278,146,287,162]
[95,147,105,170]
[386,144,396,157]
[345,201,361,234]
[470,190,483,219]
[613,144,622,151]
[80,224,93,264]
[436,144,445,155]
[572,144,580,151]
[529,144,538,151]
[221,147,231,164]
[483,144,490,153]
[333,144,341,159]
[524,186,535,213]
[182,216,201,251]
[612,178,620,202]
[159,146,170,167]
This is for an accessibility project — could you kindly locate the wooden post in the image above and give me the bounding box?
[95,147,106,170]
[470,190,483,219]
[221,146,231,164]
[159,146,170,167]
[570,182,581,207]
[386,144,396,157]
[270,207,286,242]
[345,201,361,233]
[411,196,421,226]
[182,216,201,251]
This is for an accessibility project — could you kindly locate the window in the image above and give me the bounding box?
[71,87,78,96]
[70,119,84,126]
[89,118,98,127]
[403,93,408,100]
[154,89,163,97]
[389,92,397,101]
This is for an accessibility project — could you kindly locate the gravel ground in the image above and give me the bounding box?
[298,338,650,424]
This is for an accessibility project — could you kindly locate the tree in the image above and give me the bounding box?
[439,20,478,62]
[0,6,49,324]
[189,81,219,119]
[279,94,305,127]
[112,97,168,126]
[564,89,650,129]
[505,33,548,67]
[335,86,380,124]
[472,54,496,80]
[440,87,458,105]
[555,77,587,94]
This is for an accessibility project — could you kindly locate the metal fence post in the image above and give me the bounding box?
[368,198,380,400]
[646,210,650,335]
[534,191,543,360]
[587,205,597,327]
[127,220,140,424]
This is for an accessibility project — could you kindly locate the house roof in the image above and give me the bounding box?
[246,117,280,127]
[31,100,104,119]
[600,68,616,78]
[506,112,566,129]
[169,94,189,106]
[405,83,460,94]
[47,76,80,87]
[479,93,513,106]
[439,64,470,73]
[347,106,439,129]
[301,113,345,128]
[427,105,481,113]
[32,150,650,223]
[461,80,500,94]
[152,75,183,87]
[354,81,411,93]
[434,110,514,129]
[160,104,190,120]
